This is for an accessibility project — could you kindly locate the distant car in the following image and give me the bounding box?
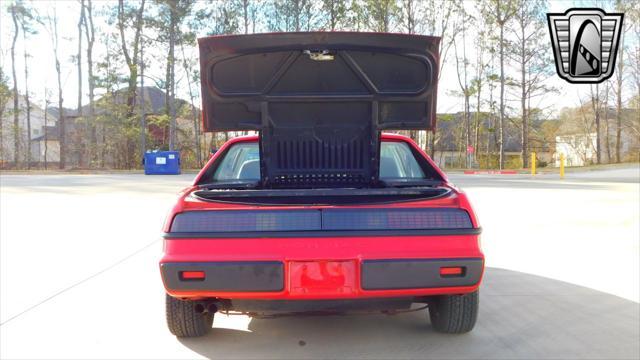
[160,32,483,337]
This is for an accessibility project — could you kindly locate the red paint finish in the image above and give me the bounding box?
[160,134,485,301]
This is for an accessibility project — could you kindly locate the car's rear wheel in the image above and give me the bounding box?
[166,294,214,337]
[428,290,478,333]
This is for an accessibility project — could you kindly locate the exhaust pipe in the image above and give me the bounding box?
[194,301,218,314]
[207,303,218,314]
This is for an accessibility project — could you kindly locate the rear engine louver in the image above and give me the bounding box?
[170,208,473,233]
[272,138,367,187]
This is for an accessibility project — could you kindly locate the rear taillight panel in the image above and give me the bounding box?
[169,208,473,233]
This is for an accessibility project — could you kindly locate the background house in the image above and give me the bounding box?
[554,106,639,166]
[0,86,200,169]
[0,95,57,166]
[428,112,555,169]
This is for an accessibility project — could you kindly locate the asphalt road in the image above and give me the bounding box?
[1,167,638,359]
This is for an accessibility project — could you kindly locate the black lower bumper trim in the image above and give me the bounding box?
[161,262,284,292]
[225,298,414,313]
[361,258,483,290]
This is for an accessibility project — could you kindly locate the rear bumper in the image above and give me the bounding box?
[160,234,484,300]
[161,258,483,295]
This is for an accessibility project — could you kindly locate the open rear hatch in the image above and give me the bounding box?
[199,32,440,188]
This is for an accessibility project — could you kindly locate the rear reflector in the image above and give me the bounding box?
[439,267,464,276]
[181,271,206,280]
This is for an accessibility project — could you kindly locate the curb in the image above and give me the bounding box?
[463,170,520,175]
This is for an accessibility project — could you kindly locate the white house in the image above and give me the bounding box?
[555,133,597,167]
[1,95,58,165]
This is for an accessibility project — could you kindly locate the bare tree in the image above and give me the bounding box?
[398,0,418,34]
[472,26,490,162]
[17,3,37,168]
[44,5,66,168]
[82,0,96,164]
[322,0,347,31]
[511,0,547,168]
[43,89,51,169]
[10,4,20,167]
[117,0,146,115]
[167,1,178,151]
[398,0,424,143]
[603,81,612,162]
[0,68,11,162]
[590,84,604,164]
[424,0,460,156]
[614,0,634,163]
[139,27,146,163]
[77,0,84,117]
[453,5,473,167]
[483,0,517,169]
[180,42,202,167]
[242,0,250,34]
[364,0,398,32]
[630,6,640,139]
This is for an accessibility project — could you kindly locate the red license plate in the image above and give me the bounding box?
[289,260,357,295]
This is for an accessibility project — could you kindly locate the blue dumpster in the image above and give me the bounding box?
[144,151,181,175]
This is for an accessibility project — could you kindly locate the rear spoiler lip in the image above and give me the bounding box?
[198,31,441,43]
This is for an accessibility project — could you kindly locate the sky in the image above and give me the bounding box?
[0,0,636,119]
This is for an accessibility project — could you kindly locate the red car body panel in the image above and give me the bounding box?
[160,134,483,302]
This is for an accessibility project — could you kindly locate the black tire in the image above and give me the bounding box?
[166,294,214,337]
[428,290,478,334]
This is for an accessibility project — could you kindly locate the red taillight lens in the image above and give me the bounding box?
[181,271,205,280]
[439,267,464,276]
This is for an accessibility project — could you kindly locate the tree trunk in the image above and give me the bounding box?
[475,84,481,164]
[77,1,84,117]
[181,43,202,167]
[11,5,20,168]
[168,6,177,151]
[140,29,146,165]
[117,0,145,116]
[56,54,65,170]
[21,22,32,169]
[499,23,505,169]
[294,0,301,31]
[615,29,624,163]
[463,27,470,168]
[520,25,528,168]
[48,7,66,169]
[44,99,48,170]
[487,59,495,169]
[592,84,601,164]
[243,0,249,34]
[77,0,85,167]
[84,0,96,165]
[604,83,611,163]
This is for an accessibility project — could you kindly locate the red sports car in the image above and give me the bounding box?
[160,32,483,337]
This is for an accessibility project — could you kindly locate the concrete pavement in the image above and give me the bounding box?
[1,168,638,359]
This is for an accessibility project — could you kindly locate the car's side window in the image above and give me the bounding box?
[379,142,425,179]
[213,143,260,181]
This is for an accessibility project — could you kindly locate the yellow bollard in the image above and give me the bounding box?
[560,153,565,179]
[531,152,536,176]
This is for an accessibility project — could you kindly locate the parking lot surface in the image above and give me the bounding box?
[1,167,639,359]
